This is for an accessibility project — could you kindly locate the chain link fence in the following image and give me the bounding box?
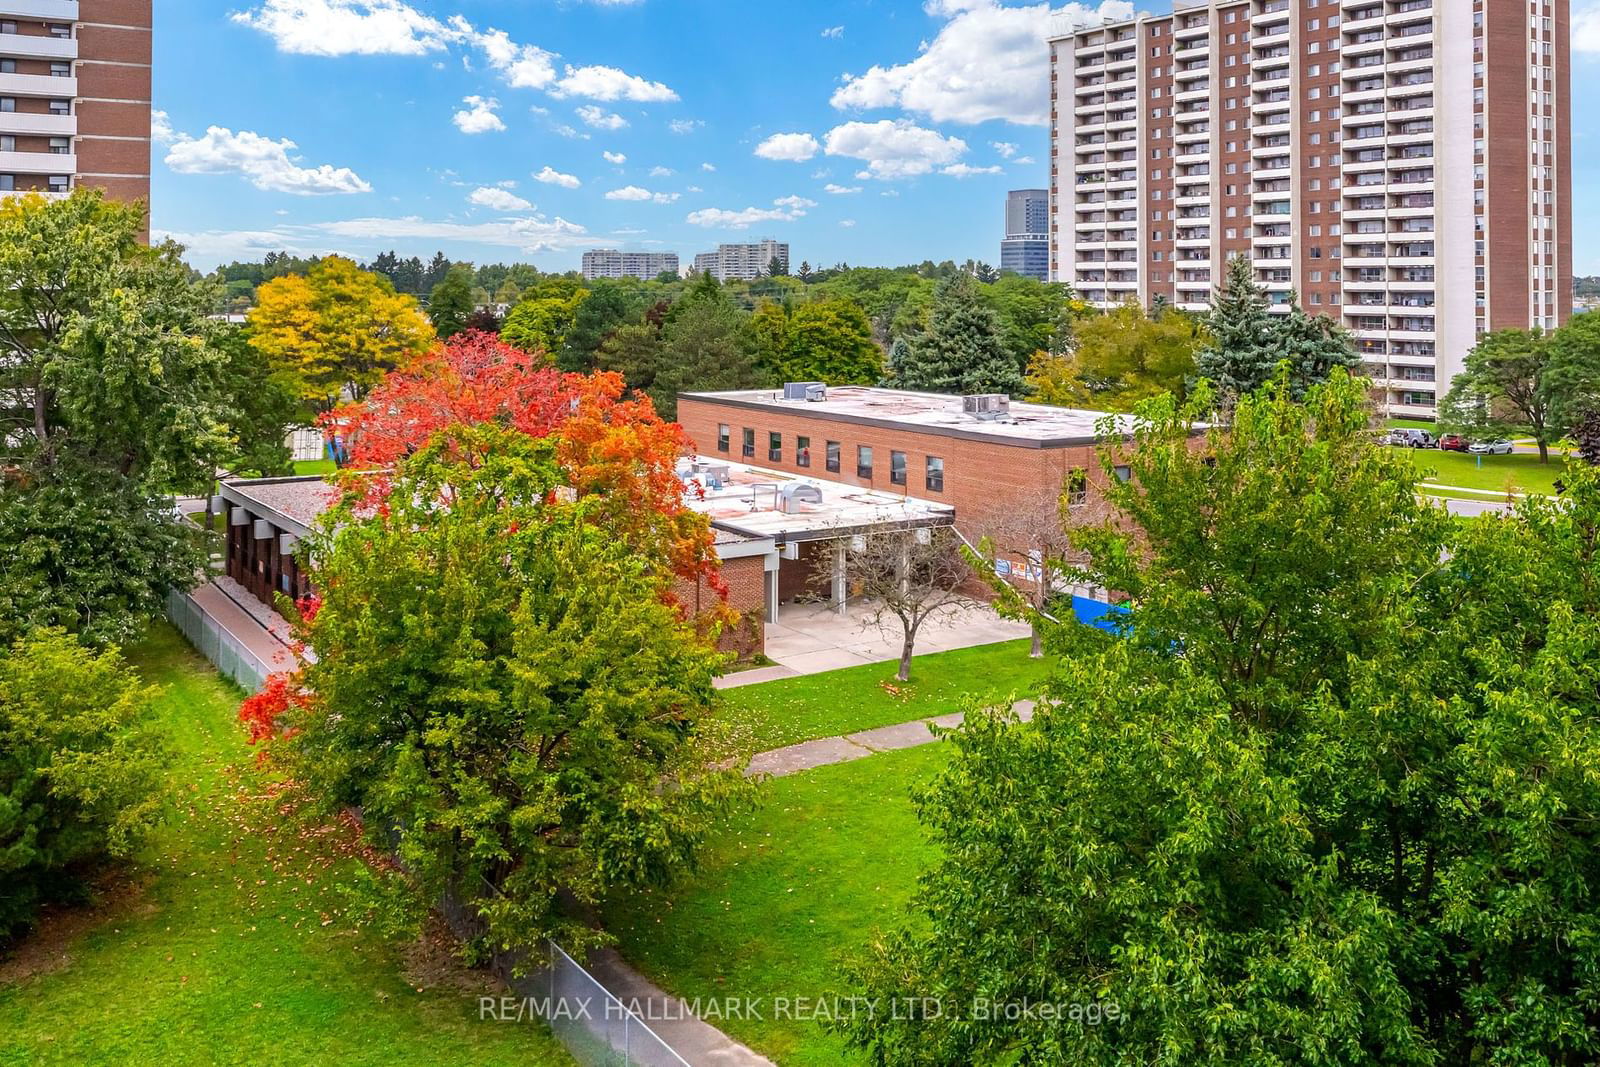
[165,588,273,693]
[543,941,690,1067]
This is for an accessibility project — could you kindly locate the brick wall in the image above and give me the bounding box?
[674,553,766,660]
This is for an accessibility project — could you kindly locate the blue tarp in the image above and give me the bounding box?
[1071,595,1129,633]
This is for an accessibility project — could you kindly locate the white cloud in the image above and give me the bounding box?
[840,219,857,228]
[453,95,505,134]
[230,0,455,56]
[151,109,178,145]
[942,162,1002,178]
[701,162,716,172]
[831,0,1133,126]
[822,119,968,179]
[824,183,862,195]
[1577,4,1600,52]
[460,22,558,89]
[576,105,628,130]
[553,124,586,140]
[685,185,703,193]
[649,165,674,177]
[605,185,680,203]
[603,150,627,164]
[685,195,814,230]
[668,118,704,134]
[754,132,820,162]
[532,166,581,188]
[551,64,678,101]
[164,125,372,195]
[317,214,587,253]
[469,186,533,211]
[821,25,844,38]
[991,140,1018,158]
[1014,155,1035,165]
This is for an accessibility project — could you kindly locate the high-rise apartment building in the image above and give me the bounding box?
[580,248,680,280]
[1048,0,1571,417]
[1001,188,1051,280]
[692,239,790,281]
[0,1,152,208]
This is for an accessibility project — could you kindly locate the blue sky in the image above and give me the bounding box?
[152,0,1600,275]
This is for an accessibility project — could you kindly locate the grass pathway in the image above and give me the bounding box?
[0,624,569,1066]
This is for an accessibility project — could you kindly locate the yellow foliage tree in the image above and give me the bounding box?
[247,256,434,413]
[1027,299,1206,412]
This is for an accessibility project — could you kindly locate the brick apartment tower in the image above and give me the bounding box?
[1048,0,1572,418]
[0,0,152,210]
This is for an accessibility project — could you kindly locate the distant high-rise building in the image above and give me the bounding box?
[0,1,152,217]
[692,240,789,281]
[581,248,680,280]
[1047,0,1572,418]
[1001,189,1050,280]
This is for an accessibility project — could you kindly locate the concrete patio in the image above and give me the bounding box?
[716,599,1033,688]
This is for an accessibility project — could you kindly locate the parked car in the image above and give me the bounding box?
[1389,428,1437,449]
[1468,439,1515,456]
[1439,434,1469,452]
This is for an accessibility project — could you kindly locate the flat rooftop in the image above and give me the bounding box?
[221,476,337,534]
[681,386,1129,448]
[680,456,954,545]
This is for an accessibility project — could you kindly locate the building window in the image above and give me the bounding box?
[50,62,70,78]
[0,98,14,113]
[48,23,70,38]
[0,21,15,33]
[741,428,755,458]
[826,441,840,473]
[796,436,811,468]
[0,136,11,152]
[0,175,13,192]
[1113,464,1132,483]
[47,176,68,193]
[1067,468,1089,508]
[857,446,873,480]
[48,100,69,116]
[890,451,907,486]
[0,60,13,74]
[768,431,782,463]
[48,137,69,155]
[926,456,945,493]
[716,424,729,452]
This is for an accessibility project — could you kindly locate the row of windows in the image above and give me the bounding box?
[0,174,69,191]
[717,424,946,493]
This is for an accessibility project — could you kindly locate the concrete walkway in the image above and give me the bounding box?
[745,699,1037,778]
[582,948,776,1066]
[716,600,1032,690]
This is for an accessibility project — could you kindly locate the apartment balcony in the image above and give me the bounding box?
[0,110,74,136]
[0,72,75,97]
[0,149,73,174]
[0,0,78,18]
[0,33,77,61]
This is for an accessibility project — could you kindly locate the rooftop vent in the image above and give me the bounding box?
[962,393,1012,420]
[783,381,828,402]
[779,482,825,514]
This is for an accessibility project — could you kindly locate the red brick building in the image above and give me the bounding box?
[677,386,1125,554]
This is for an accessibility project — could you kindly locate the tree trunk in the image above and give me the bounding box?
[1538,439,1550,464]
[898,633,915,682]
[1030,623,1043,659]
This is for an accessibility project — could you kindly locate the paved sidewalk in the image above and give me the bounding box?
[583,949,777,1066]
[745,699,1037,778]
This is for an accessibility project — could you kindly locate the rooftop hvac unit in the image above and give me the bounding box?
[963,393,1012,420]
[778,482,824,514]
[782,381,827,402]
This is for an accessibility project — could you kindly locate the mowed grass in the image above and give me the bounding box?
[717,639,1053,755]
[1402,448,1564,495]
[604,742,950,1066]
[292,458,338,477]
[0,624,570,1067]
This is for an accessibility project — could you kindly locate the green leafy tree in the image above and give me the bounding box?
[1438,326,1578,463]
[891,273,1023,396]
[650,285,764,418]
[1026,300,1204,410]
[1,629,167,939]
[751,299,883,385]
[559,280,637,372]
[276,426,748,959]
[841,372,1600,1064]
[1196,254,1277,400]
[501,286,589,358]
[427,263,475,339]
[597,321,668,397]
[1265,295,1360,401]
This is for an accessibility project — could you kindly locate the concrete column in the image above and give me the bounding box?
[832,540,848,616]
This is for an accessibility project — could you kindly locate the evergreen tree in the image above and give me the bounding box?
[422,250,452,293]
[893,273,1023,396]
[1268,295,1360,401]
[1196,255,1277,400]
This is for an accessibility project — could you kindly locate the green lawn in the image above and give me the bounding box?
[605,742,949,1066]
[0,625,569,1066]
[292,458,338,477]
[717,639,1052,756]
[1404,449,1563,496]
